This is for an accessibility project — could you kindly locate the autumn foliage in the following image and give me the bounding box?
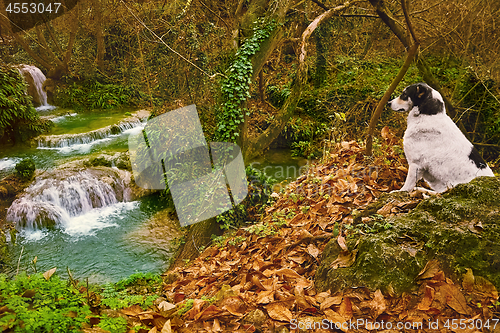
[88,130,499,332]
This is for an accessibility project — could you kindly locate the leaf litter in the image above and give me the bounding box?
[86,128,499,332]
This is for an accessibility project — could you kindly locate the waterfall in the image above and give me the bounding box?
[16,64,54,110]
[37,119,144,153]
[6,168,126,230]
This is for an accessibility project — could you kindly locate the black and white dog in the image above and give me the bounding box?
[388,82,494,193]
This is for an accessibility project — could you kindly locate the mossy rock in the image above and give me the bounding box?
[315,176,500,294]
[85,156,112,167]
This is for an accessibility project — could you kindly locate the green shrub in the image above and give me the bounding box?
[15,158,36,180]
[0,272,92,333]
[54,80,147,110]
[97,315,128,333]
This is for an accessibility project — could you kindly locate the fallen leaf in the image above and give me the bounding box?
[462,268,475,292]
[330,250,357,269]
[256,290,274,304]
[160,320,171,333]
[474,275,498,299]
[337,235,348,252]
[265,302,293,322]
[194,305,223,321]
[369,290,386,318]
[441,284,470,315]
[121,304,143,316]
[319,296,342,311]
[417,285,435,311]
[416,260,440,281]
[306,244,320,259]
[43,267,57,280]
[323,309,348,332]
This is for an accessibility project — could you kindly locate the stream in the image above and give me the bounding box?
[1,107,307,284]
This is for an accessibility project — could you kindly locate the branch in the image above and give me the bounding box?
[311,0,329,10]
[245,1,354,160]
[365,0,419,156]
[365,43,418,155]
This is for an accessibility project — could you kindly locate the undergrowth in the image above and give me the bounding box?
[0,271,164,333]
[54,80,148,110]
[0,272,92,333]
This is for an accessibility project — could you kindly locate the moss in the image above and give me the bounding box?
[315,176,500,294]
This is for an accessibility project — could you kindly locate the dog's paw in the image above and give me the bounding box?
[390,189,410,194]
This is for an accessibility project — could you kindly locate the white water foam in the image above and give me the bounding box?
[50,113,78,123]
[36,105,57,111]
[0,157,20,171]
[6,169,126,229]
[37,120,145,154]
[62,201,138,237]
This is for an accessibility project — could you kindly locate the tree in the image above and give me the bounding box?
[0,0,80,79]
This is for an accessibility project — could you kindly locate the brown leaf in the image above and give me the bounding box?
[330,250,357,269]
[194,305,223,321]
[275,268,301,280]
[323,309,348,332]
[441,284,470,315]
[220,296,246,317]
[160,320,171,333]
[462,268,475,292]
[474,275,498,299]
[306,244,320,259]
[369,290,386,318]
[43,267,57,280]
[212,318,222,332]
[339,297,353,320]
[251,275,267,291]
[319,296,342,311]
[256,290,275,304]
[416,260,440,281]
[121,304,143,316]
[417,285,435,311]
[337,235,348,252]
[265,302,292,322]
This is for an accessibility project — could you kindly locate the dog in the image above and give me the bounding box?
[388,82,494,193]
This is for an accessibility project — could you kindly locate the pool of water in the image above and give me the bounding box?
[249,149,309,183]
[5,195,177,284]
[0,109,144,177]
[47,109,132,135]
[1,108,305,283]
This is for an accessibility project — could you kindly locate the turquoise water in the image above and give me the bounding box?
[6,196,174,284]
[1,108,305,283]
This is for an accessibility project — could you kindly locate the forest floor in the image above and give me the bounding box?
[83,128,499,333]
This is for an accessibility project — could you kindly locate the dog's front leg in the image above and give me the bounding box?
[396,163,421,192]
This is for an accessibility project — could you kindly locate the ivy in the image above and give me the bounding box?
[215,19,277,143]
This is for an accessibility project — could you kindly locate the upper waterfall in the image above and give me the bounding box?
[16,64,55,110]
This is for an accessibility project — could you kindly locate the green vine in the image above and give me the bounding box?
[215,19,277,143]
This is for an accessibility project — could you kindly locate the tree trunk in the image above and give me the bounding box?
[168,218,222,269]
[94,0,106,72]
[0,3,79,80]
[243,1,354,160]
[367,0,464,127]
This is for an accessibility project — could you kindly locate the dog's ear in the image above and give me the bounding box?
[416,84,426,99]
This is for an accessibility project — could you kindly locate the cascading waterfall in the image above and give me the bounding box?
[6,168,126,230]
[37,119,144,152]
[16,64,53,109]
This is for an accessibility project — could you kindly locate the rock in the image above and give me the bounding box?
[315,176,500,294]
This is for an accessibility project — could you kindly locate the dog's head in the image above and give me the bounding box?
[388,83,444,116]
